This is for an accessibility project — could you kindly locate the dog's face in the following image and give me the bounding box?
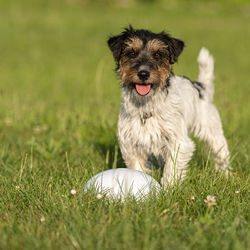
[108,26,184,97]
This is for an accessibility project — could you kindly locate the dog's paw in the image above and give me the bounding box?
[215,163,233,178]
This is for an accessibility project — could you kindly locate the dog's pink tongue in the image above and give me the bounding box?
[135,84,151,96]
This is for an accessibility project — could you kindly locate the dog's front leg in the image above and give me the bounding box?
[121,149,152,174]
[161,137,195,187]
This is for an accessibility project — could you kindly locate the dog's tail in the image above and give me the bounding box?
[197,47,214,102]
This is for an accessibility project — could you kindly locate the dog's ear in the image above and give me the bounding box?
[160,32,184,64]
[107,34,125,61]
[168,37,185,64]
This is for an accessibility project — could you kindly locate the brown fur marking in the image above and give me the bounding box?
[147,39,168,52]
[124,37,143,52]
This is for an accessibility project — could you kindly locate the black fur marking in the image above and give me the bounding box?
[166,78,171,88]
[181,76,204,99]
[165,77,171,92]
[192,81,204,99]
[164,73,173,95]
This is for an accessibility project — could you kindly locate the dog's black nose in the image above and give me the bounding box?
[137,70,150,81]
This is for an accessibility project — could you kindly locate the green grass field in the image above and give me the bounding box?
[0,0,249,249]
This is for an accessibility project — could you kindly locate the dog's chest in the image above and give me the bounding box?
[118,112,168,154]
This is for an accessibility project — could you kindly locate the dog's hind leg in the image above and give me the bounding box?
[194,103,231,175]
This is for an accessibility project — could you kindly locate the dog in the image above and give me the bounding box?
[107,26,231,186]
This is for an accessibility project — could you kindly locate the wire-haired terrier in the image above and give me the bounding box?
[107,26,231,187]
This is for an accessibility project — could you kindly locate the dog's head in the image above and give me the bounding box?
[107,26,184,97]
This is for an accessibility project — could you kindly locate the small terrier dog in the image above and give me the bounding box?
[107,26,231,186]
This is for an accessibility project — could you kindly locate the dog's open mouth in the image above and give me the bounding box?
[135,84,151,96]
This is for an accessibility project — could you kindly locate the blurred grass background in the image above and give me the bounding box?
[0,0,249,249]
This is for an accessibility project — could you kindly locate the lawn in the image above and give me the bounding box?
[0,0,249,249]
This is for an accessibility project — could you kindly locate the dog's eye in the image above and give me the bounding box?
[128,50,136,58]
[153,51,161,59]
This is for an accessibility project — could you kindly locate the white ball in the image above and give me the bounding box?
[85,168,161,201]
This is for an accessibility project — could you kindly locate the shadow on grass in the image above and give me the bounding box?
[87,122,126,169]
[94,141,126,170]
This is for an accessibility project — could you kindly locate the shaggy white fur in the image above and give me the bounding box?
[118,48,231,186]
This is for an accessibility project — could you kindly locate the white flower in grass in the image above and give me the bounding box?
[190,194,195,200]
[70,189,77,195]
[40,216,45,222]
[15,185,20,190]
[204,195,217,207]
[96,194,103,200]
[235,190,240,194]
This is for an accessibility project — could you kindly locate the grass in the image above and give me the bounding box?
[0,0,249,249]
